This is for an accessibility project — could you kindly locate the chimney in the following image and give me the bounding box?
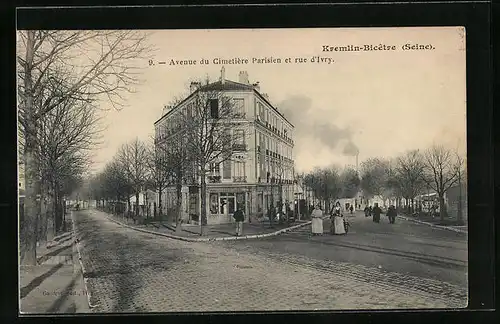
[190,81,201,93]
[238,71,249,84]
[252,81,260,92]
[221,66,226,84]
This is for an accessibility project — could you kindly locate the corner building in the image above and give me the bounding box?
[154,70,295,224]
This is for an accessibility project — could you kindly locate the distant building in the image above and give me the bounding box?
[154,69,295,224]
[445,183,467,221]
[18,161,25,191]
[127,190,158,217]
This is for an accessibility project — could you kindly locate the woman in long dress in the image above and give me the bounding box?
[332,202,346,235]
[311,205,324,235]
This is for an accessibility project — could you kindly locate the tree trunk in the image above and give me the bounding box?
[175,179,182,233]
[46,188,55,243]
[135,192,140,222]
[145,191,149,219]
[200,169,207,236]
[457,176,463,222]
[127,196,131,218]
[439,194,446,222]
[158,187,163,220]
[54,185,61,233]
[39,185,48,245]
[20,31,39,266]
[61,195,66,232]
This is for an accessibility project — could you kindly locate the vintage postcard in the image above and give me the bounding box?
[18,27,467,313]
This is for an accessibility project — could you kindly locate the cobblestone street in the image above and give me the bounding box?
[75,209,467,312]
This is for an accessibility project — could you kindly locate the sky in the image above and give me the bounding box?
[92,27,466,174]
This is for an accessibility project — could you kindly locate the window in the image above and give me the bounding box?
[235,161,246,177]
[210,163,220,174]
[234,129,245,145]
[223,160,231,179]
[233,98,245,117]
[220,193,235,214]
[210,193,219,214]
[259,103,264,119]
[209,99,219,118]
[187,103,193,118]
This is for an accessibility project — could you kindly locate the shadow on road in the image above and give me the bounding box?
[20,263,65,299]
[276,235,467,270]
[46,274,78,313]
[74,209,187,312]
[37,244,72,265]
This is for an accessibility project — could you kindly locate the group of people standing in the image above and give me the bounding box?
[364,203,397,224]
[311,202,349,236]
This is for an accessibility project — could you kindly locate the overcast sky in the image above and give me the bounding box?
[93,27,466,174]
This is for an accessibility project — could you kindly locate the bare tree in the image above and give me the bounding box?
[178,78,250,235]
[421,144,461,221]
[360,157,392,206]
[19,86,102,246]
[156,129,191,231]
[100,159,132,216]
[396,150,426,213]
[303,166,343,213]
[340,167,361,199]
[117,138,149,222]
[145,141,170,220]
[17,30,153,265]
[454,152,466,222]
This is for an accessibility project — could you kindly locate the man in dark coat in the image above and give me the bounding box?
[386,205,397,224]
[233,207,245,236]
[372,203,382,223]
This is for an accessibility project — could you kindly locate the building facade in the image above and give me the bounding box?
[154,69,295,224]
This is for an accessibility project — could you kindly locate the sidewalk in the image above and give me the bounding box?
[19,219,90,314]
[397,214,467,234]
[100,210,314,242]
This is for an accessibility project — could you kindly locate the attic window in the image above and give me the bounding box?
[209,99,219,118]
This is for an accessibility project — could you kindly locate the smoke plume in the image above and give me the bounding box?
[278,95,358,154]
[342,140,359,156]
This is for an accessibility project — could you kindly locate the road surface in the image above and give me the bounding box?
[73,209,467,313]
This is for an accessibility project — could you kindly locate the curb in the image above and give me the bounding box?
[103,212,316,242]
[396,215,467,234]
[70,211,100,309]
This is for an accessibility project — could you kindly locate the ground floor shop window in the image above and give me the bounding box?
[210,193,218,214]
[257,193,263,212]
[219,193,235,215]
[236,192,246,211]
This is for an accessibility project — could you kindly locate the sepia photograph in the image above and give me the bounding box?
[17,27,468,313]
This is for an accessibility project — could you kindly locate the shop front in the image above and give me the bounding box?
[207,186,249,225]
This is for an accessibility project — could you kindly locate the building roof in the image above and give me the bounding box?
[200,79,254,91]
[154,78,294,128]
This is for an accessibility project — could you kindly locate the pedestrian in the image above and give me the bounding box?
[372,203,382,223]
[387,205,397,224]
[368,205,373,217]
[349,205,354,214]
[364,206,370,217]
[330,202,346,235]
[311,204,324,236]
[233,207,245,236]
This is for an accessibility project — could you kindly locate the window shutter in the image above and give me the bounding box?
[210,99,219,118]
[223,160,231,179]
